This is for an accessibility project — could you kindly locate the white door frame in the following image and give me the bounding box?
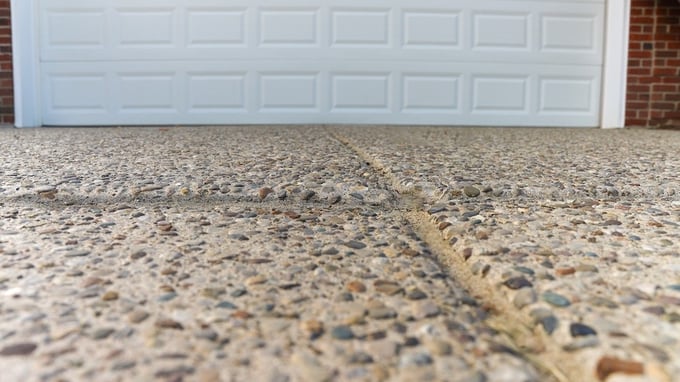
[11,0,631,128]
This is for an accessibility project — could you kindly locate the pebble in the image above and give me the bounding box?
[128,310,150,323]
[575,264,598,273]
[92,328,116,340]
[399,352,433,367]
[406,287,427,300]
[348,352,374,364]
[101,291,119,301]
[503,276,533,290]
[154,366,195,379]
[111,360,137,371]
[555,267,576,276]
[216,301,237,309]
[463,186,480,197]
[258,187,274,200]
[245,274,267,286]
[346,281,367,293]
[157,292,177,302]
[542,291,571,307]
[368,307,398,320]
[331,325,355,340]
[64,249,90,257]
[344,240,367,250]
[0,342,37,356]
[596,356,644,380]
[155,319,184,330]
[373,280,403,295]
[570,323,597,337]
[589,296,618,309]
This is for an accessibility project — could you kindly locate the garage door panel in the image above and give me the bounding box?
[402,75,461,113]
[331,73,391,112]
[118,74,177,112]
[258,8,320,46]
[39,0,605,127]
[42,61,601,126]
[41,1,603,64]
[402,11,461,48]
[187,73,247,112]
[259,73,320,111]
[472,76,529,113]
[187,9,247,47]
[331,9,390,46]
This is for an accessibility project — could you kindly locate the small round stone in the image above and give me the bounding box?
[405,287,427,300]
[503,276,533,290]
[102,291,119,301]
[399,352,433,367]
[331,325,355,340]
[542,291,571,307]
[463,186,480,197]
[570,323,597,337]
[346,281,367,293]
[0,343,38,356]
[128,310,150,324]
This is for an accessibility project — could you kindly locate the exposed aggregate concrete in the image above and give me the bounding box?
[335,126,680,382]
[1,125,679,382]
[1,126,542,382]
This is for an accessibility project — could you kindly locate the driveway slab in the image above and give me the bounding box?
[0,126,543,382]
[1,125,678,382]
[336,126,680,381]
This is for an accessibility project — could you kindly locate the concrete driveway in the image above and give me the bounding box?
[0,126,678,382]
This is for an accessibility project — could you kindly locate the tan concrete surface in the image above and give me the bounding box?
[0,125,678,382]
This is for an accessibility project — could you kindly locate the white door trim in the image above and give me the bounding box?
[11,0,630,128]
[601,0,631,129]
[11,0,41,128]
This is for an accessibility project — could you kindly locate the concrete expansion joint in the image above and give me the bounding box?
[332,132,581,382]
[329,130,677,382]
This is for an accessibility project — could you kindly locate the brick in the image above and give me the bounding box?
[664,93,680,101]
[653,67,678,76]
[629,68,652,76]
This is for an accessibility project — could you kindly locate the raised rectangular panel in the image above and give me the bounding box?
[187,9,246,46]
[46,11,105,47]
[259,9,318,45]
[118,10,174,46]
[331,10,389,46]
[188,73,246,111]
[542,16,596,51]
[259,73,318,110]
[473,13,529,49]
[49,74,107,111]
[403,75,459,111]
[332,74,389,110]
[473,76,528,112]
[119,74,175,111]
[540,78,593,112]
[403,11,459,48]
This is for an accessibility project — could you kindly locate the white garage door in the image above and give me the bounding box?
[39,0,604,127]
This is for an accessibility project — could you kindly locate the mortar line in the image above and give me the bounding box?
[330,131,585,382]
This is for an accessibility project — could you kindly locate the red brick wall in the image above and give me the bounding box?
[626,0,680,128]
[0,0,12,125]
